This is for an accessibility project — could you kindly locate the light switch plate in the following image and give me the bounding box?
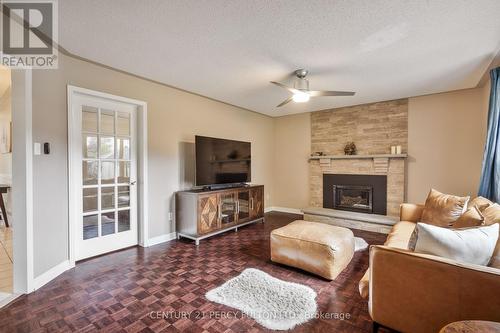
[34,142,41,155]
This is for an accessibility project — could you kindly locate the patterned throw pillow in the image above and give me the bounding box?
[453,205,484,228]
[468,196,493,213]
[421,189,469,227]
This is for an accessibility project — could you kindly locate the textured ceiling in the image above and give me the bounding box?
[59,0,500,116]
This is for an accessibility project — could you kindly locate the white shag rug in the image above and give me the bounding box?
[354,237,369,251]
[206,268,317,330]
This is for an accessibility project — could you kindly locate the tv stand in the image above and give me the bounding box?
[175,185,264,245]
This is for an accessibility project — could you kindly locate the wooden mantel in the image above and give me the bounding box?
[308,154,407,161]
[309,153,407,174]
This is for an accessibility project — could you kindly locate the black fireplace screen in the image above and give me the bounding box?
[333,185,373,213]
[323,174,387,215]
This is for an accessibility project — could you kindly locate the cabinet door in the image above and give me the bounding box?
[250,187,264,218]
[237,190,250,222]
[198,194,220,234]
[219,191,237,227]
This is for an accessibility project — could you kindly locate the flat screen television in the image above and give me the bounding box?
[195,135,251,186]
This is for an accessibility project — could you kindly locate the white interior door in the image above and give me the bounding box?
[71,94,138,260]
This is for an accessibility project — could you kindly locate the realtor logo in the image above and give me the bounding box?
[0,0,58,68]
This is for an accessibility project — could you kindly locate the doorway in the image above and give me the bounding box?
[68,86,148,262]
[0,65,12,299]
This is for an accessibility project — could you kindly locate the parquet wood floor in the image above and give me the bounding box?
[0,212,390,333]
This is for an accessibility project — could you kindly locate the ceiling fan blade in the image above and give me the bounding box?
[270,81,301,94]
[276,97,293,107]
[308,90,355,97]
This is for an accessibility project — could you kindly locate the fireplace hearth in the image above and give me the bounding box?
[323,174,387,215]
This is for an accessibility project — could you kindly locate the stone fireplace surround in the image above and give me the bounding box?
[308,99,408,219]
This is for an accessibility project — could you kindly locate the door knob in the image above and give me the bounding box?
[130,181,137,186]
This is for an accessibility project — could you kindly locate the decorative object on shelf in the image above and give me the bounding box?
[227,150,239,159]
[344,142,356,155]
[391,146,396,154]
[311,151,325,157]
[396,145,402,154]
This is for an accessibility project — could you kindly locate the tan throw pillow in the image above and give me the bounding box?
[453,205,484,228]
[469,196,493,213]
[483,203,500,226]
[421,189,470,227]
[482,204,500,268]
[411,222,499,266]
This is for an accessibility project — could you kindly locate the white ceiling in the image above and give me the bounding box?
[59,0,500,117]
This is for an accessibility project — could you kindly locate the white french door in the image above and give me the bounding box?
[71,93,138,260]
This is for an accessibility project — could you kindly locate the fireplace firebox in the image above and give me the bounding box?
[323,174,387,215]
[333,185,373,213]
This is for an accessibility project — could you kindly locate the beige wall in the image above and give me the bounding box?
[32,53,275,277]
[272,86,489,209]
[407,88,488,203]
[273,113,310,209]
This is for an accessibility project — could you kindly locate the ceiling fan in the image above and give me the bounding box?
[270,69,355,107]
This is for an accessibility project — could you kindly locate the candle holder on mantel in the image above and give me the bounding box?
[344,142,357,155]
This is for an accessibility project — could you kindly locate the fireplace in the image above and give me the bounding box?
[323,174,387,215]
[333,185,373,213]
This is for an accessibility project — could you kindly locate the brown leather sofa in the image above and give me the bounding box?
[359,202,500,333]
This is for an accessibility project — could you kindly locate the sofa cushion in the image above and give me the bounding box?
[359,220,416,299]
[411,222,499,266]
[421,189,469,227]
[453,206,484,228]
[483,203,500,268]
[384,221,416,249]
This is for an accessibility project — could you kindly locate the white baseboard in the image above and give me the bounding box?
[147,232,177,247]
[0,293,21,309]
[33,260,73,291]
[265,206,303,215]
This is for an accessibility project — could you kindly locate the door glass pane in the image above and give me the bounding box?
[118,161,130,183]
[116,138,130,160]
[116,112,130,136]
[100,137,115,159]
[82,160,98,185]
[238,191,250,220]
[83,188,98,212]
[118,186,130,207]
[100,110,115,134]
[101,212,116,236]
[82,106,98,132]
[101,161,115,184]
[220,193,236,225]
[101,186,115,210]
[83,135,97,158]
[118,210,130,232]
[83,214,98,239]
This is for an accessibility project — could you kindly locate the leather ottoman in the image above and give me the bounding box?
[270,220,355,280]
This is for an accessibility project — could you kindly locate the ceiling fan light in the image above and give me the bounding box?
[292,92,310,103]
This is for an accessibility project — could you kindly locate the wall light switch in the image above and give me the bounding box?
[34,142,41,155]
